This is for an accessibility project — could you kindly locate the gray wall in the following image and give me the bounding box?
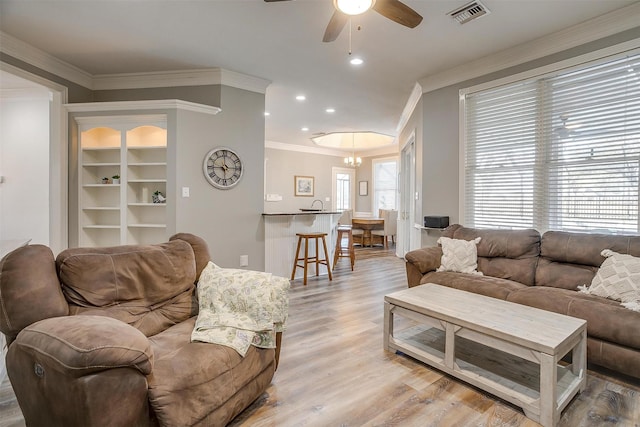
[172,85,266,270]
[1,53,93,102]
[417,27,640,240]
[3,53,267,269]
[264,148,345,213]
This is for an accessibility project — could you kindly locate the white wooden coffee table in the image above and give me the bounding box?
[384,283,587,427]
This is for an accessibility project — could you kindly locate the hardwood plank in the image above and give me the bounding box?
[1,245,639,427]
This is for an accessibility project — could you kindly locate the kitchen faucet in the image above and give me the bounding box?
[311,199,324,210]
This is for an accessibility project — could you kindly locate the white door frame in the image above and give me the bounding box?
[0,62,69,253]
[332,166,355,211]
[398,131,416,258]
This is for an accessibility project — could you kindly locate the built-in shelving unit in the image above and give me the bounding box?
[77,116,167,246]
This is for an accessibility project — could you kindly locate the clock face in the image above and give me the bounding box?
[203,147,243,189]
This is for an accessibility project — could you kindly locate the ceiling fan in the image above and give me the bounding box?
[264,0,423,42]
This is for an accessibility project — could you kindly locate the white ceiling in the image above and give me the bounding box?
[0,0,638,153]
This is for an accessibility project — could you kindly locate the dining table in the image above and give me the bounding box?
[351,217,384,247]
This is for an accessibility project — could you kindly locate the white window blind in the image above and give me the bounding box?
[464,51,640,233]
[373,158,398,210]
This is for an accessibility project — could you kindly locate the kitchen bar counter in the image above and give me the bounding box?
[263,211,342,279]
[262,211,342,216]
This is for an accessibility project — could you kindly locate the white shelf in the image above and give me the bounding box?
[127,146,166,150]
[77,117,168,247]
[83,162,121,167]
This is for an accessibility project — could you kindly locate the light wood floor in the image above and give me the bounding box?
[2,245,639,426]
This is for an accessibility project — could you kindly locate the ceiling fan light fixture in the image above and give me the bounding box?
[334,0,375,16]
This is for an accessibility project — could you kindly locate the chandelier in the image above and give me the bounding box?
[344,132,362,167]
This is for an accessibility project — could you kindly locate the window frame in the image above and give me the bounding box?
[372,156,399,213]
[459,42,640,233]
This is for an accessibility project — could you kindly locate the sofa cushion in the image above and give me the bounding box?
[579,249,640,311]
[442,225,540,286]
[420,271,527,300]
[147,317,275,427]
[537,230,640,290]
[56,240,198,337]
[436,237,482,275]
[507,286,640,350]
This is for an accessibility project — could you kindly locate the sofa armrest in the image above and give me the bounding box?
[13,315,153,376]
[405,247,443,287]
[7,315,154,426]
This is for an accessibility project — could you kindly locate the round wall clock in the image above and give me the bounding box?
[203,147,244,189]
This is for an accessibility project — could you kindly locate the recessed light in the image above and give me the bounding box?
[350,58,364,65]
[264,111,270,116]
[301,127,309,131]
[296,95,306,101]
[326,108,336,113]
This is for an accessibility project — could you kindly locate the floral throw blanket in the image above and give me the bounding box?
[191,261,290,357]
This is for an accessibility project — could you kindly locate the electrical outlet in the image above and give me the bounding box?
[182,187,190,197]
[240,255,249,267]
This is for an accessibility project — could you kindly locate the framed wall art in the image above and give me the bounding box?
[294,175,314,197]
[359,181,368,196]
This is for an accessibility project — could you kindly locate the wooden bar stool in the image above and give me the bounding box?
[333,225,355,271]
[291,232,332,286]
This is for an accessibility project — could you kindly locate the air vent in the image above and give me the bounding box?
[448,1,490,25]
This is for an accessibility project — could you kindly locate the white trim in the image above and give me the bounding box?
[93,68,271,94]
[65,99,222,115]
[265,139,398,157]
[395,82,422,134]
[461,41,640,96]
[418,2,640,94]
[458,90,467,227]
[0,31,93,89]
[266,140,348,157]
[0,61,70,252]
[1,31,271,94]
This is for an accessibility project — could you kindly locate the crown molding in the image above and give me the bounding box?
[395,82,423,134]
[0,31,94,89]
[418,2,640,94]
[266,140,346,157]
[1,31,271,94]
[265,140,398,157]
[65,99,221,115]
[93,68,271,94]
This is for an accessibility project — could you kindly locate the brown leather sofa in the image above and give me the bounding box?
[405,224,640,380]
[0,233,282,427]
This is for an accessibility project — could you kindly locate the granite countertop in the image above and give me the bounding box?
[262,211,342,216]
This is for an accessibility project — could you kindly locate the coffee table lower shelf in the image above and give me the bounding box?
[384,304,586,427]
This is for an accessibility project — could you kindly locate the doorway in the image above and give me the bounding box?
[399,133,415,257]
[0,65,67,252]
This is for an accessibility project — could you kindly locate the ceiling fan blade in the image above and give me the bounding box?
[373,0,423,28]
[323,10,349,42]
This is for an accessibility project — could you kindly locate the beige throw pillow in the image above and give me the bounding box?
[579,249,640,312]
[436,236,483,276]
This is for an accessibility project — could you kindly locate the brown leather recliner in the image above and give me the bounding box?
[0,233,282,426]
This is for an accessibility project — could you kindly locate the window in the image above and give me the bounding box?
[373,157,398,211]
[463,50,640,233]
[336,172,351,210]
